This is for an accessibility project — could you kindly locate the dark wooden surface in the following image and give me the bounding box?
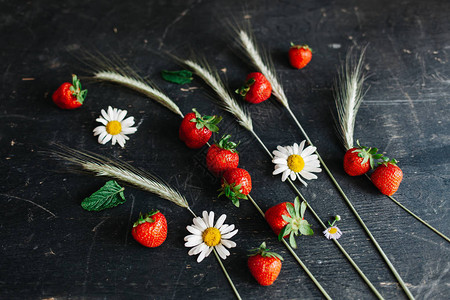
[1,0,449,299]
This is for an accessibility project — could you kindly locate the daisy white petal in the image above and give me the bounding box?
[93,126,105,135]
[293,143,299,154]
[189,243,207,256]
[208,211,215,229]
[304,154,318,162]
[273,150,288,158]
[296,173,308,186]
[120,133,130,140]
[215,244,230,260]
[111,135,117,145]
[101,134,112,145]
[116,135,125,148]
[273,165,289,175]
[300,170,318,180]
[298,140,306,154]
[97,131,107,144]
[197,246,210,263]
[276,145,289,155]
[301,145,317,157]
[121,116,135,127]
[202,211,210,227]
[193,216,207,231]
[220,224,235,234]
[273,158,287,165]
[186,225,202,235]
[117,109,127,122]
[221,239,236,248]
[221,229,238,239]
[290,171,296,181]
[96,118,108,125]
[215,214,227,229]
[101,109,110,121]
[281,169,290,182]
[184,237,204,247]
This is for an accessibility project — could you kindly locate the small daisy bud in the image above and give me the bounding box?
[335,215,341,221]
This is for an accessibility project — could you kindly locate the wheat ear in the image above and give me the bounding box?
[333,47,368,150]
[182,58,253,132]
[49,145,190,209]
[83,52,184,118]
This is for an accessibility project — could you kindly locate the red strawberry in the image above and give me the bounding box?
[248,242,283,286]
[206,135,239,177]
[371,158,403,196]
[131,210,167,248]
[52,74,87,109]
[343,142,382,176]
[179,108,222,149]
[219,167,252,207]
[288,43,312,69]
[236,72,272,104]
[265,197,313,248]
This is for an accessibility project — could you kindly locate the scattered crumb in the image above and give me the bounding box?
[44,248,56,256]
[10,140,15,146]
[403,49,412,54]
[113,27,118,33]
[244,14,251,19]
[180,87,199,92]
[220,68,227,73]
[328,43,341,49]
[22,77,35,81]
[144,39,148,44]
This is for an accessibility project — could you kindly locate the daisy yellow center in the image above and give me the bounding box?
[202,227,221,247]
[106,121,122,135]
[328,227,338,234]
[287,154,305,172]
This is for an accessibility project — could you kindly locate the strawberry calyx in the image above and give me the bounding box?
[235,77,256,97]
[278,197,313,249]
[218,178,247,207]
[133,210,159,227]
[248,242,284,261]
[215,134,239,153]
[189,108,222,132]
[377,156,399,167]
[69,74,88,104]
[353,140,383,169]
[290,42,313,52]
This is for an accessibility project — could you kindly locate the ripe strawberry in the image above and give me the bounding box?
[52,74,87,109]
[343,142,382,176]
[371,158,403,196]
[248,242,283,286]
[206,135,239,177]
[218,167,252,207]
[236,72,272,104]
[131,210,167,248]
[288,43,312,69]
[179,108,222,149]
[265,197,313,248]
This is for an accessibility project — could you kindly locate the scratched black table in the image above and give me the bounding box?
[1,0,449,299]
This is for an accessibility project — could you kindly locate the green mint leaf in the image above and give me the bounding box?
[161,70,193,84]
[81,180,126,211]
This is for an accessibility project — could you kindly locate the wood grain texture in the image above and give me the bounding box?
[0,0,449,299]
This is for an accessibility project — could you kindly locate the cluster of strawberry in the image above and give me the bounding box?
[343,142,403,196]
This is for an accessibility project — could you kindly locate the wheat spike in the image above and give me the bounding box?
[49,145,189,209]
[183,58,253,131]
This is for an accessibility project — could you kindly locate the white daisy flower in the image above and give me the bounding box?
[323,226,343,240]
[93,106,137,147]
[272,141,322,186]
[184,211,238,263]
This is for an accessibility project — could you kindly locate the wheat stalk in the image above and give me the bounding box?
[49,145,190,209]
[182,58,253,132]
[83,52,184,118]
[333,47,368,150]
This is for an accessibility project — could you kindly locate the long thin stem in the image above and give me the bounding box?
[364,174,450,243]
[247,194,332,300]
[212,249,242,300]
[286,107,414,300]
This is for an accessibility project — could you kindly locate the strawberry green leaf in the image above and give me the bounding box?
[278,226,288,241]
[299,220,314,235]
[286,203,295,218]
[81,180,126,211]
[300,201,307,218]
[205,123,219,132]
[161,70,193,84]
[289,231,297,249]
[282,215,292,223]
[294,196,300,216]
